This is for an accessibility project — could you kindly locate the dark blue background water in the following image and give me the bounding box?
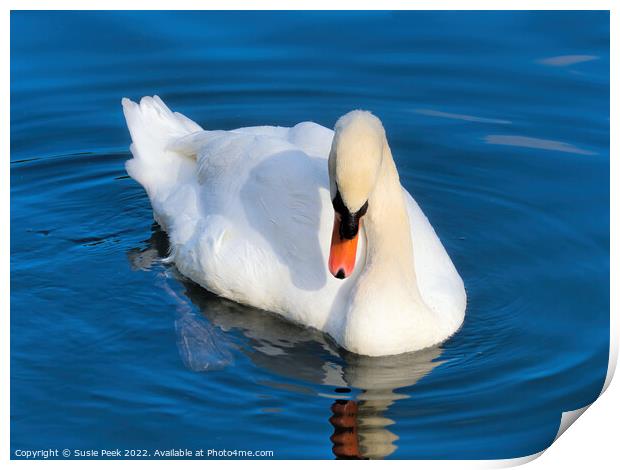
[11,11,609,459]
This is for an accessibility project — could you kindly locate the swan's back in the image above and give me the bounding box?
[123,96,352,330]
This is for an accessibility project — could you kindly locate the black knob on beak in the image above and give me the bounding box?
[332,191,368,241]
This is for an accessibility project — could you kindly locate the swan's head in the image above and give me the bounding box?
[328,110,386,279]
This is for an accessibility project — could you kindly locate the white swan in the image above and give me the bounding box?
[122,96,466,356]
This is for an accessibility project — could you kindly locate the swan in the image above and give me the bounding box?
[122,95,466,356]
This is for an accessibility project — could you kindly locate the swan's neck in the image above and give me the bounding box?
[334,138,443,356]
[358,144,422,300]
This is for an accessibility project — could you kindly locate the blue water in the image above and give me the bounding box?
[11,11,609,459]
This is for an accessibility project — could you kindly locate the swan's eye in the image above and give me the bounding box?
[357,201,369,218]
[332,190,368,219]
[332,190,347,215]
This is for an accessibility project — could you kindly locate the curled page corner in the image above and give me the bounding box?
[554,405,590,442]
[493,451,544,468]
[536,344,616,463]
[486,402,602,468]
[546,348,615,455]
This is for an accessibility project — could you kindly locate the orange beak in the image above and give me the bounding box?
[328,214,360,279]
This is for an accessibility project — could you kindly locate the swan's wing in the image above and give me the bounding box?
[168,124,341,326]
[405,191,467,324]
[236,142,330,275]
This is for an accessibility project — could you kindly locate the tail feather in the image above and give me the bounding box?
[122,96,202,194]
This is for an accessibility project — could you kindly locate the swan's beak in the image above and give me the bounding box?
[329,214,360,279]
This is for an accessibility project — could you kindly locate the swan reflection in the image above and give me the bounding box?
[127,224,443,459]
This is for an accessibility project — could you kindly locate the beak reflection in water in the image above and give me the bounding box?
[127,224,443,459]
[330,397,365,459]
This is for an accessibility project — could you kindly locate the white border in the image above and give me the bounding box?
[3,1,616,468]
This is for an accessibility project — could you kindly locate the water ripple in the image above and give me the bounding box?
[484,134,596,155]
